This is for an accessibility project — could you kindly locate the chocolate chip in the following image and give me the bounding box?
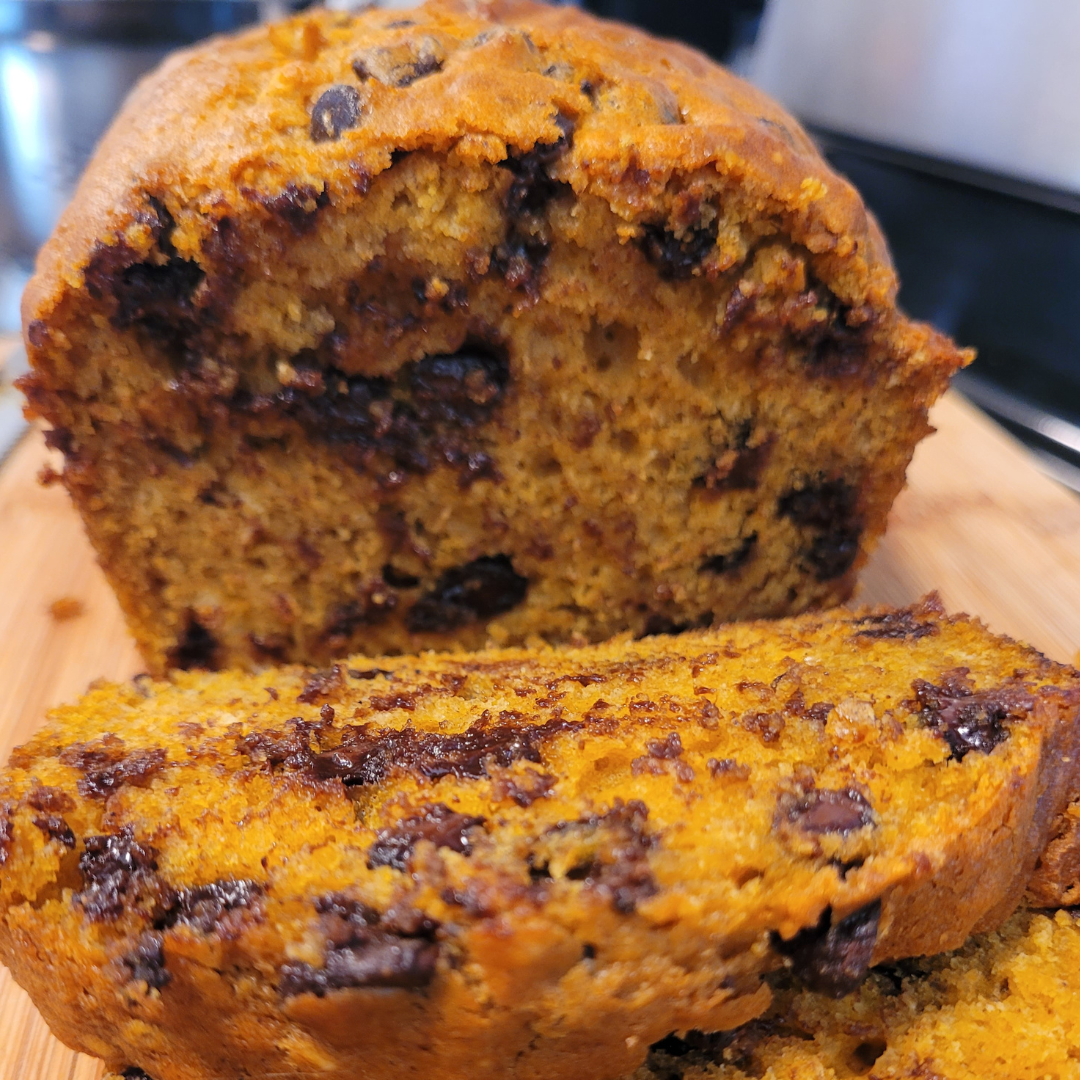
[27,785,75,814]
[59,738,166,801]
[491,231,550,299]
[297,664,347,704]
[645,732,683,759]
[545,800,657,913]
[854,599,942,641]
[279,895,440,996]
[123,930,170,990]
[701,534,757,575]
[32,815,76,847]
[122,1070,155,1080]
[492,770,557,807]
[911,669,1034,760]
[772,900,881,997]
[280,938,438,995]
[0,805,13,868]
[310,84,362,142]
[382,564,420,588]
[352,36,445,88]
[694,437,773,496]
[246,182,330,235]
[501,117,574,217]
[310,713,583,787]
[76,827,160,922]
[778,479,863,581]
[406,554,527,633]
[368,804,486,870]
[162,879,264,933]
[640,221,718,280]
[167,615,221,671]
[783,788,875,834]
[242,345,509,483]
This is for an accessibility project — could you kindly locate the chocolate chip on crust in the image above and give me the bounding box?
[772,899,881,997]
[911,668,1035,760]
[368,803,486,870]
[310,84,362,142]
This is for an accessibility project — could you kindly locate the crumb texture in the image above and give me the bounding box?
[1,599,1078,1080]
[19,0,968,673]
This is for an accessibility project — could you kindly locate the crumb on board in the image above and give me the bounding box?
[48,597,85,621]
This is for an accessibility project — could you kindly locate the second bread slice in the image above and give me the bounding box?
[1,597,1078,1080]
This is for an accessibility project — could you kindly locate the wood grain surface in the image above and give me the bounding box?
[2,390,1080,1080]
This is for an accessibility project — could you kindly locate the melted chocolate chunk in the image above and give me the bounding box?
[854,600,942,641]
[694,439,773,496]
[801,302,874,378]
[82,199,206,364]
[239,720,321,772]
[59,737,166,800]
[773,900,881,997]
[279,894,439,996]
[491,231,550,300]
[76,827,160,922]
[298,664,347,703]
[280,938,438,995]
[501,117,574,217]
[778,479,863,581]
[0,805,12,867]
[311,713,582,787]
[547,800,657,913]
[368,803,486,870]
[248,182,330,235]
[122,1070,155,1080]
[32,815,76,848]
[382,563,420,588]
[640,220,718,280]
[783,788,875,834]
[168,616,221,671]
[406,555,528,633]
[911,669,1034,760]
[323,586,399,642]
[162,879,264,933]
[27,785,75,813]
[701,534,757,575]
[124,930,170,989]
[310,84,362,142]
[493,770,557,807]
[246,345,509,482]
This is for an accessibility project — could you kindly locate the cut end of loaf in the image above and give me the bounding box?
[20,1,968,673]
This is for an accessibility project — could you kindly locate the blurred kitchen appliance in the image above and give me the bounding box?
[750,0,1080,490]
[0,1,289,335]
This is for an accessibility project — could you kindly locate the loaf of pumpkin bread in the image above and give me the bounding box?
[19,0,968,674]
[2,598,1078,1080]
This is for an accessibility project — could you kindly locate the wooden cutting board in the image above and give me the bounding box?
[2,390,1080,1080]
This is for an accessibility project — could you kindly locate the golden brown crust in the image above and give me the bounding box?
[1,599,1078,1080]
[24,0,896,329]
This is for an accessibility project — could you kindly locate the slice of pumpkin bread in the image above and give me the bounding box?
[19,0,967,674]
[103,908,1080,1079]
[2,598,1078,1080]
[637,907,1080,1080]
